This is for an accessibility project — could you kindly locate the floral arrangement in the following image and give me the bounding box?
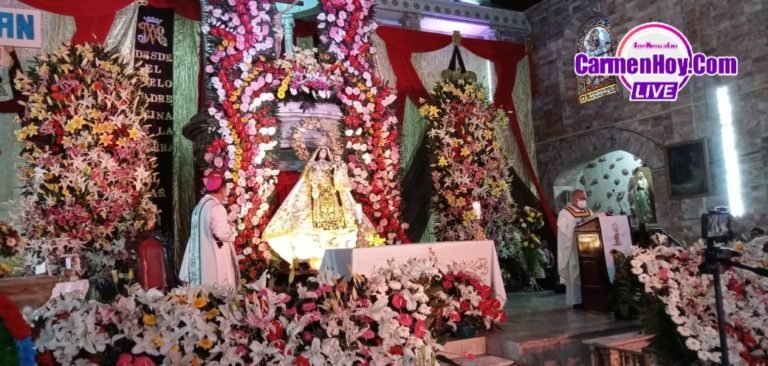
[204,0,282,282]
[0,220,20,258]
[273,48,344,103]
[28,257,505,365]
[317,0,408,243]
[14,44,158,272]
[420,78,536,283]
[202,0,407,280]
[0,221,22,277]
[631,240,768,365]
[433,269,506,333]
[516,206,546,285]
[420,78,516,241]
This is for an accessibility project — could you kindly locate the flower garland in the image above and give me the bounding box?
[317,0,407,243]
[203,0,282,281]
[631,240,768,365]
[14,44,158,272]
[203,0,408,280]
[29,257,505,365]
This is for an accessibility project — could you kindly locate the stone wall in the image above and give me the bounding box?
[526,0,768,241]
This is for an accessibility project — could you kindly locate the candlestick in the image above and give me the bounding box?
[472,201,482,219]
[354,203,364,223]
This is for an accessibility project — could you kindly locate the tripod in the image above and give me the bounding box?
[699,240,768,366]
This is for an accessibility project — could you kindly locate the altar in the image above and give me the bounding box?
[320,240,507,305]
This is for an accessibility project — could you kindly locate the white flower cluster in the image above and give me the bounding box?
[632,240,768,365]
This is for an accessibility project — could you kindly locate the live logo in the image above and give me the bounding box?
[630,82,679,101]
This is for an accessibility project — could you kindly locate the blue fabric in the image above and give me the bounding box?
[15,336,35,366]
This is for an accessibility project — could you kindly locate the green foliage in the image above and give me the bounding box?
[609,251,642,320]
[0,319,20,366]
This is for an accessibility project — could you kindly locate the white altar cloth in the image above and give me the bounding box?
[51,279,89,299]
[320,240,506,305]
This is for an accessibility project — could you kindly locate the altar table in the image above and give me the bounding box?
[320,240,507,305]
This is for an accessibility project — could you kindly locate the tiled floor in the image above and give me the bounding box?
[487,292,642,366]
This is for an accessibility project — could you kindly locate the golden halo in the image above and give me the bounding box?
[291,117,342,161]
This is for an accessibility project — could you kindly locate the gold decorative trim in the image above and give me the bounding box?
[291,117,343,161]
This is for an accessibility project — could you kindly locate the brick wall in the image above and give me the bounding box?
[527,0,768,241]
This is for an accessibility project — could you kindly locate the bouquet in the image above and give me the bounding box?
[15,44,158,273]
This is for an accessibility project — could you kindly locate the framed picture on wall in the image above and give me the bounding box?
[665,139,710,198]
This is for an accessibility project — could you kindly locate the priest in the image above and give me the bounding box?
[557,189,594,307]
[179,170,240,288]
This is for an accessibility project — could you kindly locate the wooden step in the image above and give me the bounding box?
[440,354,516,366]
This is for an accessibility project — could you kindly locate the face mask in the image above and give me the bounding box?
[576,200,587,209]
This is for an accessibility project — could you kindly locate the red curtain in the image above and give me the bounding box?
[18,0,201,44]
[294,20,317,38]
[274,171,301,210]
[376,26,556,235]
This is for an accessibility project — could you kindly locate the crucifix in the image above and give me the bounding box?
[274,0,317,56]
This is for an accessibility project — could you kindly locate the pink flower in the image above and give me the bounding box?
[116,354,133,366]
[391,292,406,309]
[360,328,375,340]
[413,319,426,338]
[397,313,413,327]
[301,301,316,312]
[134,356,156,366]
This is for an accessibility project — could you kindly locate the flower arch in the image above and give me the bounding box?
[203,0,406,280]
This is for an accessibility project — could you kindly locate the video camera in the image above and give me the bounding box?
[701,207,732,242]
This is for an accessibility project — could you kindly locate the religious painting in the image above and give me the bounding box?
[665,139,710,198]
[576,18,618,104]
[628,166,656,224]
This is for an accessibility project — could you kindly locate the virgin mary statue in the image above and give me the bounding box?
[262,144,376,268]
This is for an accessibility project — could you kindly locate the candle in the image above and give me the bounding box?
[111,270,118,283]
[354,203,364,223]
[472,201,482,219]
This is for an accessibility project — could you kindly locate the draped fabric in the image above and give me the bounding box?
[376,26,557,236]
[172,14,201,271]
[18,0,200,44]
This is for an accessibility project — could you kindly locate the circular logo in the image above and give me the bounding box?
[615,22,693,93]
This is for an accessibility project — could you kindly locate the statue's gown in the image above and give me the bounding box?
[262,148,376,268]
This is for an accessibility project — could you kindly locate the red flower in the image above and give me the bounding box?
[37,351,54,366]
[460,300,471,312]
[397,313,413,327]
[389,345,403,356]
[266,320,284,342]
[391,292,406,309]
[295,356,310,366]
[413,319,426,338]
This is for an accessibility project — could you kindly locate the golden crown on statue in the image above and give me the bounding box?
[291,118,342,161]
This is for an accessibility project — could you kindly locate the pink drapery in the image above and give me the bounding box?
[375,26,556,235]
